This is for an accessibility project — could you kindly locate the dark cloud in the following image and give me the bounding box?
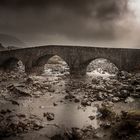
[0,0,129,46]
[0,0,128,20]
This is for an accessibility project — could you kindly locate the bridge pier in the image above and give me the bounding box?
[70,66,87,76]
[25,60,44,75]
[25,65,44,75]
[31,66,44,75]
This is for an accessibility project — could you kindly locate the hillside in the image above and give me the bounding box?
[0,34,26,48]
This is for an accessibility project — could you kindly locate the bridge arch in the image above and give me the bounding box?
[45,55,70,75]
[0,57,25,72]
[32,55,70,75]
[86,58,119,75]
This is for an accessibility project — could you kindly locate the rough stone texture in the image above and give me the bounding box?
[0,45,140,75]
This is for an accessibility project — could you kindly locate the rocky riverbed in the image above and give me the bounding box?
[0,57,140,140]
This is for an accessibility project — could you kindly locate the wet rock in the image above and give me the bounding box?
[101,121,111,129]
[25,77,34,84]
[64,125,97,140]
[40,106,45,109]
[131,93,140,98]
[119,90,130,98]
[81,125,97,138]
[97,105,116,120]
[14,87,31,97]
[81,99,91,107]
[0,115,44,137]
[74,98,80,103]
[118,71,131,79]
[8,84,31,97]
[131,79,140,86]
[53,102,58,106]
[0,109,12,115]
[65,127,83,140]
[33,91,43,98]
[95,85,106,92]
[92,78,100,84]
[88,115,95,120]
[33,121,44,130]
[17,114,26,118]
[48,86,55,92]
[65,94,75,100]
[125,97,135,103]
[10,100,20,106]
[112,97,120,102]
[44,112,55,121]
[136,86,140,92]
[96,92,106,101]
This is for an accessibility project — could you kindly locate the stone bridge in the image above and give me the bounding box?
[0,45,140,75]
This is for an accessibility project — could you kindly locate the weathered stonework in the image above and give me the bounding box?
[0,45,140,75]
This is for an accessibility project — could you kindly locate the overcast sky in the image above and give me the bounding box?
[0,0,140,48]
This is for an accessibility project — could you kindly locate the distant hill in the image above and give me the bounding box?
[0,34,26,48]
[0,43,5,50]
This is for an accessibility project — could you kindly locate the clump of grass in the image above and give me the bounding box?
[97,103,117,121]
[111,110,140,140]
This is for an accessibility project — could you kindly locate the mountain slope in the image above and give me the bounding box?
[0,34,26,48]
